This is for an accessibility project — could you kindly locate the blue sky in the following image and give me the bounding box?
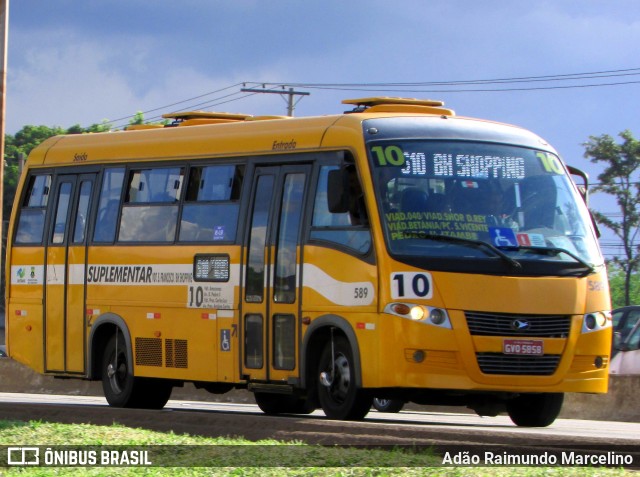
[7,0,640,258]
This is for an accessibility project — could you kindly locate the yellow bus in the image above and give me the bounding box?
[5,97,611,426]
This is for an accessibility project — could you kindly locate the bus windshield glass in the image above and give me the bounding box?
[369,140,602,274]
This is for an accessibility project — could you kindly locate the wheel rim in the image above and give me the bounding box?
[327,353,351,405]
[108,351,127,394]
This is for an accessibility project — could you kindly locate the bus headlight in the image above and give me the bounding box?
[410,306,425,321]
[429,308,446,325]
[389,303,424,320]
[384,303,452,329]
[581,311,612,334]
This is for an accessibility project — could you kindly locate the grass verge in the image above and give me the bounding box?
[0,420,634,476]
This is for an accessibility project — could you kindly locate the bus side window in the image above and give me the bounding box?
[310,165,371,253]
[179,165,243,242]
[72,181,93,244]
[93,168,125,243]
[14,174,52,244]
[119,167,184,243]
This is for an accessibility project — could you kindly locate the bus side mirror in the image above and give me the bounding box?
[567,165,589,205]
[613,331,623,349]
[567,165,600,238]
[327,168,350,213]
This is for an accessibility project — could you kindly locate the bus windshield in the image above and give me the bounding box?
[369,140,602,275]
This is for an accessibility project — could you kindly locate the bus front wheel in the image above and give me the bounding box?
[101,333,172,409]
[317,336,372,420]
[507,393,564,427]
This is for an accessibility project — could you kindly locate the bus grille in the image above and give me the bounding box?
[135,338,163,367]
[476,353,561,375]
[465,311,571,338]
[166,339,188,368]
[134,337,188,368]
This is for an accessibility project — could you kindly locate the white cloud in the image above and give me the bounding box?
[7,27,237,131]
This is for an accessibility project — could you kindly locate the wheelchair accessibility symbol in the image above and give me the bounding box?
[220,329,231,352]
[489,227,518,248]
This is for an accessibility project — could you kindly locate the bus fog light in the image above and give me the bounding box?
[582,311,612,334]
[413,350,426,363]
[410,306,425,321]
[594,356,604,369]
[429,308,446,325]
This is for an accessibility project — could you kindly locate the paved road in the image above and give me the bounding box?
[1,392,639,469]
[1,392,639,446]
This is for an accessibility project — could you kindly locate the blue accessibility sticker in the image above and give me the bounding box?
[489,227,518,248]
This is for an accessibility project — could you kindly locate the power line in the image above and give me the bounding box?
[104,67,640,128]
[254,67,640,93]
[266,79,640,94]
[136,90,254,125]
[278,67,640,88]
[240,86,310,116]
[108,83,247,130]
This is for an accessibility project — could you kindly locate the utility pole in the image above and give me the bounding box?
[240,85,309,116]
[0,0,8,245]
[0,0,7,313]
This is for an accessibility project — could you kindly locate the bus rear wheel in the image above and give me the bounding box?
[317,336,372,420]
[372,398,405,413]
[254,392,316,415]
[101,333,172,409]
[507,393,564,427]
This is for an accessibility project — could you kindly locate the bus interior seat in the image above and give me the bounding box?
[400,188,428,213]
[426,192,448,213]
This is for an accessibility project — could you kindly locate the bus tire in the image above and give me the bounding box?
[135,378,174,410]
[254,392,316,415]
[507,393,564,427]
[317,336,372,420]
[101,333,172,409]
[372,398,405,413]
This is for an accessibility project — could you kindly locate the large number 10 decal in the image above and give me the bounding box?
[391,272,433,299]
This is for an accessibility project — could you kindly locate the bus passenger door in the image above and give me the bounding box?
[242,165,310,383]
[45,174,96,374]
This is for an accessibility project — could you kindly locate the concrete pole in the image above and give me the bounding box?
[0,0,7,312]
[0,0,8,238]
[240,86,310,117]
[287,88,295,117]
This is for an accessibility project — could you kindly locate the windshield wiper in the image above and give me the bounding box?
[414,234,522,270]
[518,246,595,277]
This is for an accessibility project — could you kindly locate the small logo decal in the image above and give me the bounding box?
[511,319,530,331]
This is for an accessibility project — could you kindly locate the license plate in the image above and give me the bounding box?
[503,339,544,356]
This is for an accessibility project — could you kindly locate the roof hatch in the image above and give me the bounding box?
[342,97,455,116]
[162,111,253,127]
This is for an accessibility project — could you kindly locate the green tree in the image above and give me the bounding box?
[2,121,114,305]
[127,112,168,128]
[584,130,640,306]
[3,125,65,220]
[3,121,113,219]
[67,120,111,134]
[129,111,145,126]
[607,262,640,308]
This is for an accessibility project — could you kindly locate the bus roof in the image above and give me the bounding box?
[25,97,553,166]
